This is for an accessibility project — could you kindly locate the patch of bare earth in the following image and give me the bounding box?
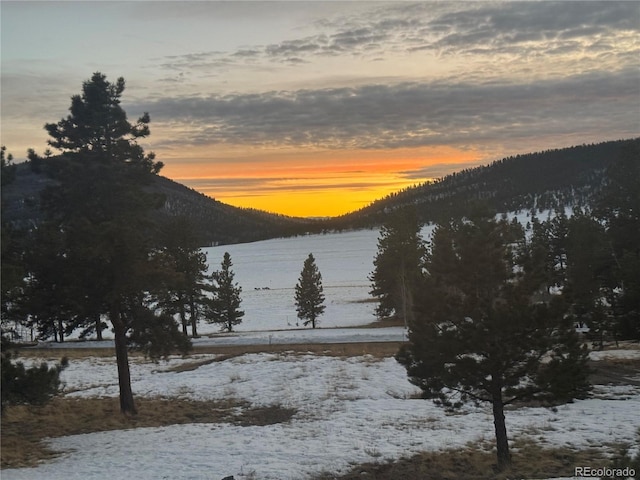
[588,358,640,386]
[313,441,611,480]
[1,397,295,469]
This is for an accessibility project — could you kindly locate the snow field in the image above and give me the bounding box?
[4,349,639,480]
[200,229,384,333]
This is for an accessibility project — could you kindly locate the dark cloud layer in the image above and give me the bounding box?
[138,67,639,151]
[158,2,639,71]
[428,1,638,54]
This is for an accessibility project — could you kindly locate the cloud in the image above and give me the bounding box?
[155,1,639,73]
[136,67,640,151]
[400,162,485,180]
[4,1,636,163]
[427,1,639,54]
[180,176,402,195]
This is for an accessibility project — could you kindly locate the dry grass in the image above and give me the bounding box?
[588,358,640,386]
[13,346,117,359]
[1,396,295,469]
[163,344,401,374]
[193,341,405,359]
[15,341,405,362]
[314,441,611,480]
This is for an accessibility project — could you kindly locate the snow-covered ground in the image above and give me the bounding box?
[4,348,639,480]
[201,228,388,332]
[31,219,539,343]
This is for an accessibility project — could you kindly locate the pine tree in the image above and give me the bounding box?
[369,208,423,324]
[1,338,67,413]
[1,146,17,186]
[564,210,615,348]
[1,146,25,339]
[397,215,590,471]
[21,224,75,343]
[25,73,189,415]
[158,217,209,338]
[594,143,640,340]
[295,253,325,328]
[206,252,244,332]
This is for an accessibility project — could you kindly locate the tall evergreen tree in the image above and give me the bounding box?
[564,210,615,347]
[206,252,244,332]
[21,224,75,343]
[1,146,17,186]
[397,215,590,471]
[369,208,424,324]
[158,217,209,338]
[295,253,326,329]
[27,73,189,415]
[547,208,570,288]
[594,143,640,340]
[521,213,556,295]
[1,147,26,337]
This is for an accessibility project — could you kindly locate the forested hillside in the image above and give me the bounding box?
[2,161,316,246]
[150,175,315,245]
[329,138,639,229]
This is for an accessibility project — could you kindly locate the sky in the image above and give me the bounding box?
[1,1,639,217]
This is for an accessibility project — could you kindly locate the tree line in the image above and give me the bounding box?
[369,148,638,470]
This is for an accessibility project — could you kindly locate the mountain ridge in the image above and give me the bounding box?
[3,138,637,244]
[326,137,639,229]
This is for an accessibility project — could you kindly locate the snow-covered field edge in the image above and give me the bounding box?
[3,346,639,480]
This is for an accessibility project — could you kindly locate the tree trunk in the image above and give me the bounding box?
[57,319,64,343]
[491,387,511,470]
[179,302,188,336]
[112,310,137,416]
[94,313,103,341]
[189,298,198,338]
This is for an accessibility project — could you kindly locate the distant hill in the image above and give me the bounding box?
[327,138,639,229]
[1,162,317,246]
[149,175,317,244]
[3,138,637,243]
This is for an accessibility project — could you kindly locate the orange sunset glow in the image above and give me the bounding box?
[160,146,480,217]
